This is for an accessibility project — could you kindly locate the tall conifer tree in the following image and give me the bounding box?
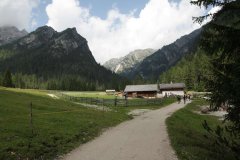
[2,69,14,87]
[192,0,240,157]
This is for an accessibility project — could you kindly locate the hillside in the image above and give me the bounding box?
[0,26,127,90]
[159,49,211,91]
[104,49,155,75]
[159,1,240,91]
[127,29,202,80]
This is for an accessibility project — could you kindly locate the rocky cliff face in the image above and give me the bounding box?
[104,49,155,74]
[126,29,202,80]
[11,26,91,57]
[0,26,111,79]
[0,26,27,46]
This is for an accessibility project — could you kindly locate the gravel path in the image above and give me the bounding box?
[61,101,189,160]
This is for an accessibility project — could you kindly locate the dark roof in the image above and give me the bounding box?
[124,84,158,92]
[160,83,185,90]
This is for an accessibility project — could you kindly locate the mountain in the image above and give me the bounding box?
[104,49,155,74]
[159,1,240,91]
[127,29,202,80]
[0,26,127,90]
[0,26,28,46]
[104,58,123,72]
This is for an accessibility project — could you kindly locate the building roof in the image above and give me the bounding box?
[124,84,158,92]
[160,83,185,90]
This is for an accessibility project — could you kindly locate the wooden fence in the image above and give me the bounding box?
[53,92,164,107]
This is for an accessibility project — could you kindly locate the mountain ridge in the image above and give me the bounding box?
[126,28,202,80]
[0,25,126,90]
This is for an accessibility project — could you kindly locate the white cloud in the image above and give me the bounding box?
[46,0,206,64]
[0,0,39,30]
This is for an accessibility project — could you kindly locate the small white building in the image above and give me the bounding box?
[105,89,116,95]
[159,83,185,97]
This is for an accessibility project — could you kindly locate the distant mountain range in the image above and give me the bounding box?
[104,49,155,74]
[0,25,202,90]
[104,29,202,80]
[131,29,202,80]
[0,26,27,46]
[0,26,127,90]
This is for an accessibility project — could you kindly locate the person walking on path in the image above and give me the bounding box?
[183,94,186,104]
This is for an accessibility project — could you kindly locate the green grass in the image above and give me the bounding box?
[61,91,117,99]
[0,87,49,97]
[0,87,176,159]
[58,91,176,109]
[167,99,236,160]
[113,97,177,114]
[0,88,130,159]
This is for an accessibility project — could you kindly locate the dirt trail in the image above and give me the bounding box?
[62,101,190,160]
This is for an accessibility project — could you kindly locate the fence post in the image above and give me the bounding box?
[114,97,117,107]
[29,102,33,136]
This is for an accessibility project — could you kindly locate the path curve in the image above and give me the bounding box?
[62,101,189,160]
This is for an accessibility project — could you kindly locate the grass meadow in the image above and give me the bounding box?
[0,87,130,159]
[61,91,118,99]
[0,87,175,159]
[167,99,236,160]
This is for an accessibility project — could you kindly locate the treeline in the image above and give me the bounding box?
[159,49,211,91]
[0,71,128,91]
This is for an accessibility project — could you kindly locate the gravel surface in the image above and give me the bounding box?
[128,109,152,116]
[61,102,189,160]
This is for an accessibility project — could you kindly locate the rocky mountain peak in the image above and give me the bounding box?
[16,26,57,49]
[35,25,57,39]
[0,26,28,46]
[14,26,88,54]
[61,27,87,44]
[69,27,78,34]
[52,27,88,56]
[104,48,156,74]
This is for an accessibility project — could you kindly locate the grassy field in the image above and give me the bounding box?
[61,91,118,99]
[167,99,236,160]
[0,87,130,159]
[60,91,176,108]
[0,87,176,159]
[1,87,49,97]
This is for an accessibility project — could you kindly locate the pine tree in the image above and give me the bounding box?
[2,69,14,88]
[192,0,240,157]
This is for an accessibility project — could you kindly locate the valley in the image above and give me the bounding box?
[0,0,239,159]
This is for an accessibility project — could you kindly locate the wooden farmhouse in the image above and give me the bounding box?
[124,84,159,98]
[124,83,185,98]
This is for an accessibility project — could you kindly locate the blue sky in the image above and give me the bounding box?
[0,0,212,63]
